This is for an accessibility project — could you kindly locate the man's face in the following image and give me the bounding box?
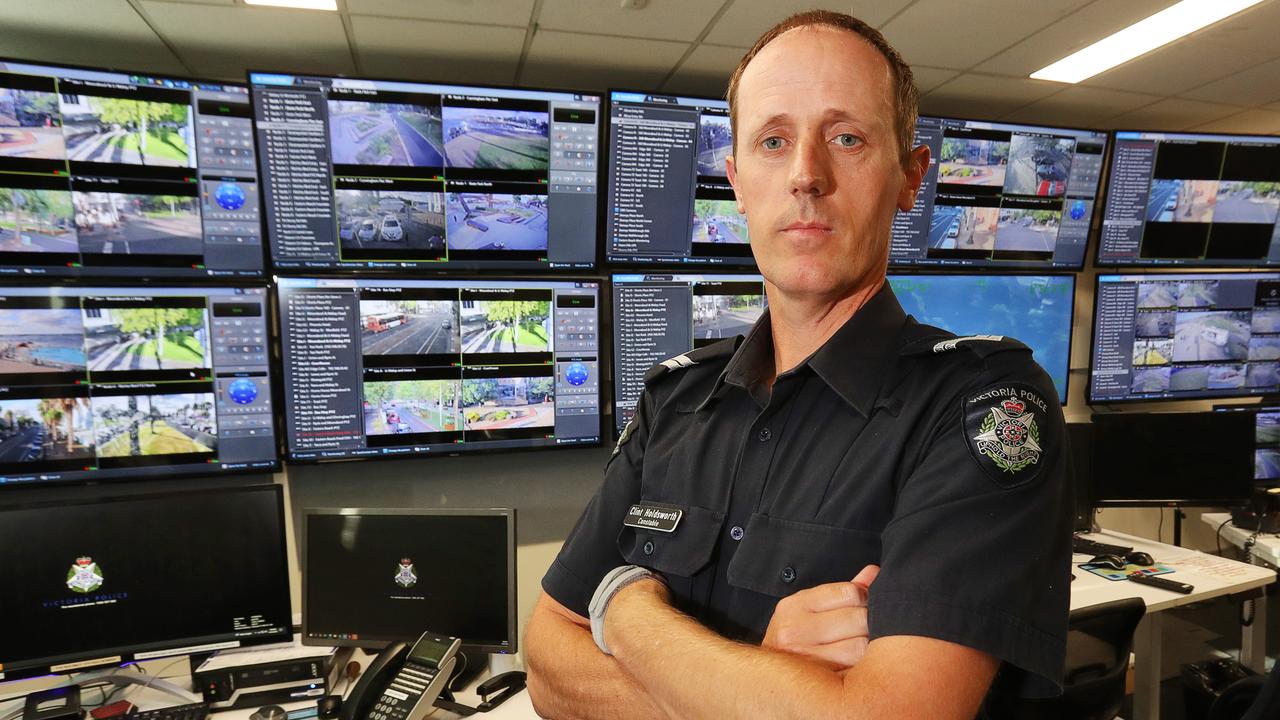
[726,27,928,302]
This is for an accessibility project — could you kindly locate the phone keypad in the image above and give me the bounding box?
[370,664,438,720]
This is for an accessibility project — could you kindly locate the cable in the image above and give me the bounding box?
[1217,517,1233,557]
[1157,507,1164,544]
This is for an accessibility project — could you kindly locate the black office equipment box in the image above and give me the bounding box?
[194,637,349,709]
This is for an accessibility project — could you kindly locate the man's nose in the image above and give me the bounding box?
[790,138,832,197]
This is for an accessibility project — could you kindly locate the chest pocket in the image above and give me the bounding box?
[617,504,724,602]
[727,514,882,597]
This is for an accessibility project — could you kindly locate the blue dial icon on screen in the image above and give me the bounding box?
[214,182,246,211]
[566,362,589,386]
[228,378,258,405]
[1069,200,1087,221]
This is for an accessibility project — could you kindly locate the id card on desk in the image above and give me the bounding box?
[1078,563,1175,581]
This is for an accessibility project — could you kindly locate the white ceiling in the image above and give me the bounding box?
[1,0,1279,133]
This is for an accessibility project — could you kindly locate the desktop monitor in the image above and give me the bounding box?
[0,285,278,487]
[1215,404,1280,486]
[276,277,600,462]
[249,72,600,272]
[1097,130,1280,267]
[890,116,1108,269]
[302,507,516,654]
[610,272,1073,435]
[1090,411,1254,506]
[1089,272,1280,404]
[0,483,293,680]
[0,57,265,279]
[603,98,1108,270]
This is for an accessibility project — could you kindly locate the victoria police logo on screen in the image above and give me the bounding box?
[66,556,104,594]
[394,558,418,588]
[965,384,1048,487]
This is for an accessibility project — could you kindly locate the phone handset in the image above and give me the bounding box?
[345,632,461,720]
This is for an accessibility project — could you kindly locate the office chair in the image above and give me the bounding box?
[986,597,1146,720]
[1207,654,1280,720]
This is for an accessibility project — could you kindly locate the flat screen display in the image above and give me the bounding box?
[0,57,264,278]
[250,72,599,272]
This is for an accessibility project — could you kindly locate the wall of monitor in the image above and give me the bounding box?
[2,55,1280,679]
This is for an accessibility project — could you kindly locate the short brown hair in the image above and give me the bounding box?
[726,10,918,164]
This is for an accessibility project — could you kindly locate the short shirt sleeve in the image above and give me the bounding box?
[540,391,651,617]
[867,357,1073,699]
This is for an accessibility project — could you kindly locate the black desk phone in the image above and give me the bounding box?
[341,632,460,720]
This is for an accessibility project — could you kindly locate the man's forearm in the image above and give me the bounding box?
[524,597,671,720]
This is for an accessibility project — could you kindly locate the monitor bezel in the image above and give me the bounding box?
[246,67,604,275]
[0,482,293,680]
[271,275,605,465]
[1088,411,1256,507]
[1093,128,1280,270]
[0,281,282,488]
[0,54,271,282]
[1087,271,1280,405]
[301,506,518,655]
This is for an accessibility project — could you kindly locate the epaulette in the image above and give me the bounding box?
[642,336,740,386]
[900,333,1032,358]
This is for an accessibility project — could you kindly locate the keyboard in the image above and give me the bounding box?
[1072,535,1134,556]
[130,703,210,720]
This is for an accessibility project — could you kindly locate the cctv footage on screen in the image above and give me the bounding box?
[0,286,277,486]
[277,278,601,461]
[1097,131,1280,267]
[0,60,265,279]
[888,116,1107,269]
[250,73,600,271]
[1091,273,1280,403]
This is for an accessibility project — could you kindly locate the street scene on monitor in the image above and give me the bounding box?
[84,306,208,372]
[461,300,551,354]
[359,300,460,356]
[60,95,192,167]
[693,294,766,343]
[692,199,747,244]
[697,114,731,177]
[90,392,216,457]
[442,107,549,170]
[0,87,65,160]
[72,192,201,256]
[337,189,446,254]
[0,187,77,254]
[0,397,93,464]
[462,376,554,430]
[363,379,461,436]
[445,192,547,251]
[0,307,86,374]
[939,137,1008,187]
[1004,135,1073,197]
[329,100,444,167]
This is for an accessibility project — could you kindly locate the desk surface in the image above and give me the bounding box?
[1071,528,1275,613]
[1202,512,1280,567]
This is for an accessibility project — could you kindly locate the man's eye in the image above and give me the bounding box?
[834,133,861,147]
[761,137,784,150]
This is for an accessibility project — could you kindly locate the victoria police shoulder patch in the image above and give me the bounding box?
[963,382,1049,488]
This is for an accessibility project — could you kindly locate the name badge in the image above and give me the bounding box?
[623,503,683,533]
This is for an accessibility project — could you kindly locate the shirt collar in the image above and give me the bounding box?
[696,282,908,416]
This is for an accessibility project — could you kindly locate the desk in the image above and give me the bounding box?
[1202,511,1280,568]
[1073,528,1275,720]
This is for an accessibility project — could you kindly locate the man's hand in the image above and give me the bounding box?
[762,564,879,671]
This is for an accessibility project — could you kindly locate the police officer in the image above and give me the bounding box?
[525,10,1071,720]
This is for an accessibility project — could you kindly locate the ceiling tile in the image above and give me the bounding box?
[1081,36,1275,97]
[1268,102,1280,114]
[1180,58,1280,108]
[144,0,236,5]
[881,0,1093,70]
[1189,109,1280,135]
[662,43,743,97]
[521,30,687,92]
[1002,86,1161,128]
[350,17,525,85]
[538,0,720,42]
[922,73,1061,119]
[703,0,913,47]
[0,0,186,75]
[140,2,355,80]
[1189,0,1280,61]
[911,66,960,94]
[345,0,532,26]
[974,0,1174,77]
[1110,98,1244,131]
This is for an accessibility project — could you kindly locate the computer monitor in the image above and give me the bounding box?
[0,57,265,279]
[249,72,599,272]
[276,277,600,462]
[1214,404,1280,486]
[610,272,1073,435]
[1090,272,1280,404]
[1091,411,1254,506]
[890,116,1108,269]
[0,284,278,487]
[888,273,1074,404]
[1097,130,1280,267]
[302,507,516,654]
[0,483,293,680]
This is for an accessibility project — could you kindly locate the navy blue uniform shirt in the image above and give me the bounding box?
[543,283,1073,699]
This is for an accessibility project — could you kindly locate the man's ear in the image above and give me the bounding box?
[726,154,744,213]
[898,144,931,212]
